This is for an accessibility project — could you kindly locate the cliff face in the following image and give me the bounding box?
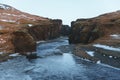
[69,11,120,44]
[60,25,70,36]
[0,3,62,54]
[28,19,62,41]
[70,11,120,64]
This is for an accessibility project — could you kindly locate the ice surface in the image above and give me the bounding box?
[0,37,120,80]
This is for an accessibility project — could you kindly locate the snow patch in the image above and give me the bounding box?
[28,24,33,27]
[97,60,101,64]
[93,44,120,52]
[0,19,16,23]
[36,40,46,44]
[2,13,11,16]
[0,4,11,10]
[86,51,94,56]
[9,53,20,57]
[110,34,120,39]
[109,56,113,58]
[0,52,4,55]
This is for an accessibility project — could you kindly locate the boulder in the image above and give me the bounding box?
[12,31,36,53]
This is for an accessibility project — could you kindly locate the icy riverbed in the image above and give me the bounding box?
[0,37,120,80]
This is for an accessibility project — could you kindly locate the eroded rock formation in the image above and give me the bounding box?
[0,3,62,55]
[69,11,120,44]
[69,11,120,65]
[60,25,70,36]
[28,19,62,41]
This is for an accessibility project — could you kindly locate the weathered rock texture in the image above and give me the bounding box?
[69,11,120,44]
[0,3,62,55]
[28,19,62,41]
[70,11,120,67]
[60,25,70,36]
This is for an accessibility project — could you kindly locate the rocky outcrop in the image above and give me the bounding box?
[0,24,36,54]
[28,19,62,41]
[0,3,62,57]
[69,11,120,67]
[60,25,70,36]
[69,11,120,44]
[12,31,36,53]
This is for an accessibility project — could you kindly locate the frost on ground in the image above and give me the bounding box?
[93,44,120,52]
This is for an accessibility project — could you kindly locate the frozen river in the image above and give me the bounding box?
[0,37,120,80]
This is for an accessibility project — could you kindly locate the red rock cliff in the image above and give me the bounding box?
[0,3,62,54]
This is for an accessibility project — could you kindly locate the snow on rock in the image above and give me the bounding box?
[97,60,101,64]
[93,44,120,52]
[86,51,94,56]
[36,40,46,44]
[0,19,16,23]
[9,53,20,57]
[2,13,11,16]
[0,3,12,10]
[110,34,120,39]
[28,24,33,27]
[0,52,4,55]
[109,56,113,58]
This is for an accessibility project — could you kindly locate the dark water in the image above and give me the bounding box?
[0,37,120,80]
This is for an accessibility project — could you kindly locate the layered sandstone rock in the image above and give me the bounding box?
[69,11,120,44]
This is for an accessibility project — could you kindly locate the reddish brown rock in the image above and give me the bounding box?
[0,4,62,56]
[12,31,36,53]
[28,19,62,41]
[69,11,120,44]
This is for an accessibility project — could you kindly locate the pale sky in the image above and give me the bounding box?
[1,0,120,25]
